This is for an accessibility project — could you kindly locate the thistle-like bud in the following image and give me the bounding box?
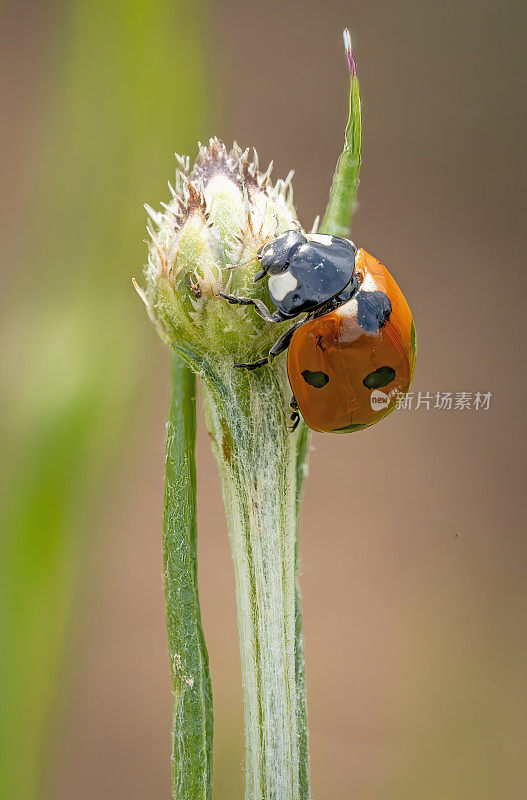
[135,139,302,368]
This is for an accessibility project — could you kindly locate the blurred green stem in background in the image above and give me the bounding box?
[0,1,208,798]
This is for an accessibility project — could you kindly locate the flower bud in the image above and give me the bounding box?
[135,139,301,366]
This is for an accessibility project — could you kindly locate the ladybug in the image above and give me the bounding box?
[220,230,416,433]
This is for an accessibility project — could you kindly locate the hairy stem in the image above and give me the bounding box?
[201,360,309,800]
[294,423,310,798]
[163,353,213,799]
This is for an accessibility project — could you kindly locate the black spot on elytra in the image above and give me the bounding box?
[362,366,396,389]
[301,369,329,388]
[356,290,392,332]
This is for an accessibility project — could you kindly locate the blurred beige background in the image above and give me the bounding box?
[2,1,527,799]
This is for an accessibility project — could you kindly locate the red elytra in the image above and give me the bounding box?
[287,249,416,433]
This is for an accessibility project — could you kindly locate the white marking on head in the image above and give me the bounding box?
[306,233,333,246]
[268,270,298,302]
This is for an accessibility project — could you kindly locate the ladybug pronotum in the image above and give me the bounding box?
[220,229,416,433]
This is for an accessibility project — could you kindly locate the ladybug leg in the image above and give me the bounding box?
[234,356,269,370]
[288,410,300,432]
[288,394,301,432]
[268,319,305,363]
[235,319,305,371]
[219,292,276,323]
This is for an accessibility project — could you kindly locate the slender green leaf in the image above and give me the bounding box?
[321,29,362,237]
[163,354,213,800]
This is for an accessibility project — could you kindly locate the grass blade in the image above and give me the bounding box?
[163,353,213,799]
[321,28,362,237]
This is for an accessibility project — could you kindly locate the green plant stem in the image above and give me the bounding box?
[294,422,311,798]
[201,359,309,800]
[163,352,213,800]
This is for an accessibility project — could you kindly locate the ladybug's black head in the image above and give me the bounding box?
[257,230,305,276]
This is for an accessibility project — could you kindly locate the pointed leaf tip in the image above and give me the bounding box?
[343,28,357,76]
[321,28,362,237]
